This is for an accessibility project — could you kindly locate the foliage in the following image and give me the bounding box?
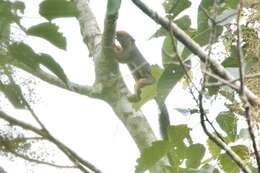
[135,0,260,172]
[27,22,67,50]
[0,125,51,165]
[39,0,79,20]
[136,125,210,172]
[8,42,70,88]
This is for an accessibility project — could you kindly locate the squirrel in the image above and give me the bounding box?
[113,31,155,102]
[114,31,170,141]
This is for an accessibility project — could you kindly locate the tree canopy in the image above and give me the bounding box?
[0,0,260,173]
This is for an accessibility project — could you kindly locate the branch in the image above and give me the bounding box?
[244,102,260,171]
[45,134,103,173]
[74,0,102,56]
[11,62,101,98]
[205,72,260,87]
[9,150,76,169]
[131,0,260,106]
[236,1,245,94]
[198,93,251,173]
[0,167,7,173]
[0,111,102,173]
[95,0,121,84]
[102,0,120,52]
[0,111,44,136]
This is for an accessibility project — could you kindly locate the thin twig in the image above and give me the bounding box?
[10,150,76,169]
[236,1,245,94]
[201,0,225,143]
[10,61,99,98]
[198,93,250,173]
[245,102,260,172]
[206,72,260,87]
[168,30,199,104]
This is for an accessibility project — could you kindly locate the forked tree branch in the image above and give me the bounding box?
[98,1,170,172]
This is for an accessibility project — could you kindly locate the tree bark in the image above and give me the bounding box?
[74,0,170,172]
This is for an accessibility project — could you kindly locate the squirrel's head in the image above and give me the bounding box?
[116,31,135,48]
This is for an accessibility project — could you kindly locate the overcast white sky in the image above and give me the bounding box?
[0,1,204,173]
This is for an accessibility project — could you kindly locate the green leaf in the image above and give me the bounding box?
[133,82,156,110]
[219,86,235,101]
[168,125,191,145]
[151,65,164,80]
[12,1,25,13]
[27,22,66,50]
[167,125,192,169]
[181,29,210,59]
[182,17,223,58]
[174,15,191,30]
[226,0,239,9]
[197,2,211,32]
[0,83,25,109]
[186,144,205,168]
[231,145,250,161]
[207,137,221,159]
[207,76,219,96]
[38,53,70,88]
[216,111,237,142]
[156,64,185,104]
[8,42,39,69]
[218,153,239,173]
[9,43,70,88]
[162,0,191,18]
[107,0,121,15]
[0,1,12,42]
[0,1,13,21]
[39,0,79,20]
[245,57,259,73]
[149,27,168,39]
[250,166,259,173]
[254,3,260,11]
[161,36,173,67]
[133,65,163,110]
[222,56,238,68]
[135,141,171,173]
[222,46,239,68]
[0,18,10,44]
